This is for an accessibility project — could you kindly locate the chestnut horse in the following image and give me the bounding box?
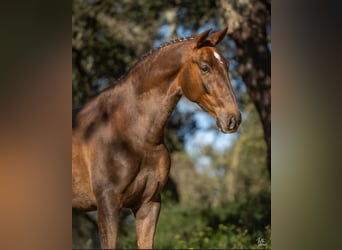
[72,28,241,249]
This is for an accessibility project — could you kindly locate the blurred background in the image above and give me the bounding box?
[72,0,271,248]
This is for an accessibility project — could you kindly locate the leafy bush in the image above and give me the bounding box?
[158,190,270,249]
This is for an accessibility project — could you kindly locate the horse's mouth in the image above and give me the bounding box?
[216,114,241,134]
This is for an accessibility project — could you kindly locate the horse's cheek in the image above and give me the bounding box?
[181,68,200,101]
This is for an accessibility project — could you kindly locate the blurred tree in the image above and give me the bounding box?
[72,0,161,105]
[199,99,268,205]
[223,101,268,202]
[220,0,271,178]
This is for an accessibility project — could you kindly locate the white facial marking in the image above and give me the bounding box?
[213,51,224,64]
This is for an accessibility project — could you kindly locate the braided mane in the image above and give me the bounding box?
[112,35,195,85]
[139,35,195,61]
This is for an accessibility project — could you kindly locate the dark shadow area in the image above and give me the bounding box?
[72,211,100,249]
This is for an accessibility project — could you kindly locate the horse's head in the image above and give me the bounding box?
[179,28,241,133]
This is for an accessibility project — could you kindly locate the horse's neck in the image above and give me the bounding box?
[129,70,183,145]
[80,43,190,146]
[116,45,188,145]
[133,45,193,144]
[147,80,183,145]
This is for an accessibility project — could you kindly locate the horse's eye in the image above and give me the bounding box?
[200,65,210,73]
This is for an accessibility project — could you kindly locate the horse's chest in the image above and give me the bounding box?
[122,149,170,208]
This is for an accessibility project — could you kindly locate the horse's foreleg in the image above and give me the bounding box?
[97,193,120,249]
[134,198,161,249]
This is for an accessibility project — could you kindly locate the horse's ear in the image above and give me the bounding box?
[207,27,228,46]
[193,29,212,49]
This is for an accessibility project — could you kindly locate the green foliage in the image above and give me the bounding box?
[113,189,271,249]
[171,224,252,249]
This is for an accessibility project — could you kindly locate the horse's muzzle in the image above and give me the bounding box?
[216,112,241,134]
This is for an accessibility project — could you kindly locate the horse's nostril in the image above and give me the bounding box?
[228,116,236,130]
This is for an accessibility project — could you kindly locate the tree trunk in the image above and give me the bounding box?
[221,0,271,178]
